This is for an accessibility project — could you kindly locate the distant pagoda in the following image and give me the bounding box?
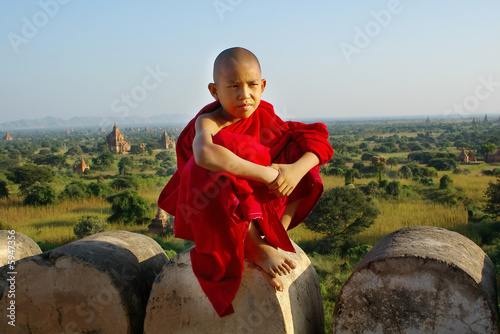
[73,157,90,173]
[4,132,12,141]
[159,130,175,149]
[106,123,131,153]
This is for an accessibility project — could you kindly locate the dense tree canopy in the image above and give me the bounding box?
[485,179,500,218]
[23,183,58,206]
[7,164,54,194]
[107,190,152,225]
[306,186,380,251]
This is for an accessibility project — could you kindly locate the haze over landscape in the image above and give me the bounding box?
[1,1,499,127]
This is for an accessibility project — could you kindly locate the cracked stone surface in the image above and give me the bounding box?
[0,231,168,333]
[332,226,499,333]
[0,231,42,299]
[144,240,324,334]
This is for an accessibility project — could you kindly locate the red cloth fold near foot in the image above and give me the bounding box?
[158,100,333,316]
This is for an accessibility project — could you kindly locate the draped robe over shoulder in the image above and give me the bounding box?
[158,100,333,317]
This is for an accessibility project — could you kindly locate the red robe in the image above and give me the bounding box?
[158,100,333,317]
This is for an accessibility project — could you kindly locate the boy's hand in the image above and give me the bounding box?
[263,166,280,187]
[268,163,305,197]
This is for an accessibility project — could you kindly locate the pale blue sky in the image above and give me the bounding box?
[1,0,499,123]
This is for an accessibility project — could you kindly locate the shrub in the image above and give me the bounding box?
[8,164,54,195]
[420,177,434,186]
[485,179,500,218]
[74,215,107,238]
[361,153,374,161]
[0,179,9,199]
[439,175,453,190]
[400,165,412,179]
[24,183,59,206]
[87,181,114,197]
[386,181,401,197]
[305,186,380,250]
[110,175,139,190]
[427,158,457,171]
[107,190,152,225]
[60,180,91,200]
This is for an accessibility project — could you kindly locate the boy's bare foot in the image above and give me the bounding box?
[245,221,296,289]
[260,269,284,292]
[246,240,296,277]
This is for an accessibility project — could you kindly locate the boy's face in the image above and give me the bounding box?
[208,59,266,121]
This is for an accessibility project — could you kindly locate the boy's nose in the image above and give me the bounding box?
[239,85,250,99]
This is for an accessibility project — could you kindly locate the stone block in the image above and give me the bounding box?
[144,241,324,334]
[332,226,499,333]
[0,230,168,333]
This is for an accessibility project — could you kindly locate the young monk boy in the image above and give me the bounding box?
[158,47,333,317]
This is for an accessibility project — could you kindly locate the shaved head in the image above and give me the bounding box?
[213,47,261,83]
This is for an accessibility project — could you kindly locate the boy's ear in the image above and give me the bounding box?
[208,83,219,100]
[261,79,267,93]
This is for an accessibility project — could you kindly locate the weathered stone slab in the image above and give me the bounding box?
[0,230,42,267]
[144,241,324,334]
[0,230,42,300]
[332,226,499,333]
[0,230,168,333]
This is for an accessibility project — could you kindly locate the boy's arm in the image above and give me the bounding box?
[192,115,279,185]
[269,152,320,197]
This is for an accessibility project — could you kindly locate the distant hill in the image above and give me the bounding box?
[0,114,192,131]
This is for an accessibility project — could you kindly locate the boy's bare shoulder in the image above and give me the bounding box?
[195,111,221,136]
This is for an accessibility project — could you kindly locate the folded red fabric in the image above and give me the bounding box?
[158,100,333,316]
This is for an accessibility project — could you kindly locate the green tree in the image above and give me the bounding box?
[484,179,500,218]
[107,190,152,225]
[33,154,68,168]
[374,161,386,183]
[479,142,496,156]
[305,186,380,250]
[92,151,115,170]
[344,169,359,186]
[0,180,9,199]
[65,146,83,156]
[8,164,54,195]
[400,165,413,179]
[155,150,176,162]
[386,181,401,197]
[60,180,91,200]
[87,181,114,197]
[110,175,139,190]
[386,157,398,169]
[24,183,59,206]
[427,158,457,171]
[439,175,453,190]
[361,152,374,161]
[118,156,135,175]
[74,215,107,238]
[129,145,144,155]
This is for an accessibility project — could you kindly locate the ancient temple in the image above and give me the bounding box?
[485,148,500,163]
[372,156,386,164]
[4,132,12,141]
[73,157,90,173]
[100,125,106,133]
[148,207,173,235]
[159,130,176,149]
[106,123,131,153]
[458,148,477,163]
